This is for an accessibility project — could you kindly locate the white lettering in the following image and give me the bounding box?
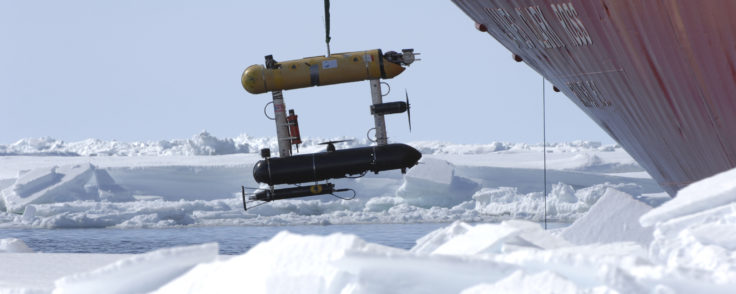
[484,8,535,49]
[524,6,565,48]
[552,2,592,46]
[567,80,610,108]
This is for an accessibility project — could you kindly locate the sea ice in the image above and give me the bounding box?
[4,176,736,294]
[471,183,621,222]
[0,134,623,157]
[561,188,653,246]
[15,134,736,293]
[640,167,736,227]
[637,166,736,288]
[460,270,612,294]
[0,238,33,253]
[1,164,133,214]
[0,183,657,229]
[154,231,521,294]
[53,243,218,294]
[396,158,479,208]
[0,134,659,229]
[410,221,473,254]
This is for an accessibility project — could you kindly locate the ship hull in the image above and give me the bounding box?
[452,0,736,195]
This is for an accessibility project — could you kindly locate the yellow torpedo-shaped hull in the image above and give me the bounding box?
[242,49,406,94]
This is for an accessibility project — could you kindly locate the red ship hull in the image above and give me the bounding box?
[452,0,736,196]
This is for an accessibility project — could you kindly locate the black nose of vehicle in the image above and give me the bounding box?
[404,144,422,166]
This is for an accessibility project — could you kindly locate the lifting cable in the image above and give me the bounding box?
[324,0,331,56]
[542,77,548,230]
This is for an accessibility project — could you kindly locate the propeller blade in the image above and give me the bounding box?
[318,139,353,152]
[405,89,412,132]
[318,139,354,145]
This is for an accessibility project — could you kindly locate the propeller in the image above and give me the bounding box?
[318,139,353,152]
[405,89,412,132]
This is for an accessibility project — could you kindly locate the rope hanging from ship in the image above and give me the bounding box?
[542,77,548,230]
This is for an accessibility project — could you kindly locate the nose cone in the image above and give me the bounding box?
[402,144,422,167]
[381,61,406,79]
[252,160,270,184]
[242,64,266,94]
[372,143,422,172]
[389,143,422,168]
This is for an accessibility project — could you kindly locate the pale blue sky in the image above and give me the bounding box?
[0,0,614,145]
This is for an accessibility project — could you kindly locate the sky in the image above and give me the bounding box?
[0,0,615,145]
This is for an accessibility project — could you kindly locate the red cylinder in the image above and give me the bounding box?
[286,109,302,145]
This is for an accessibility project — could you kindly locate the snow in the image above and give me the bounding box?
[54,243,218,294]
[561,189,653,246]
[460,270,606,294]
[0,238,33,253]
[396,158,479,208]
[5,134,736,292]
[2,164,736,293]
[0,133,618,157]
[153,230,522,294]
[0,253,130,293]
[469,182,640,222]
[639,167,736,227]
[426,220,570,256]
[0,134,661,228]
[410,221,473,254]
[1,164,133,214]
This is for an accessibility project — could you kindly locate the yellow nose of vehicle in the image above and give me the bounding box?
[241,64,266,94]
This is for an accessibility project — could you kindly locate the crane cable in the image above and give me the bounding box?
[542,77,548,230]
[324,0,331,56]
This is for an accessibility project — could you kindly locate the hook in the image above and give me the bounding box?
[380,82,391,97]
[366,128,377,142]
[264,101,275,120]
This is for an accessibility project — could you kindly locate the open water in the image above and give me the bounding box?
[1,222,569,255]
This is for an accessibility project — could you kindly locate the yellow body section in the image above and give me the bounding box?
[242,49,406,94]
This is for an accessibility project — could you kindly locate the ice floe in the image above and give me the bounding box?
[53,243,218,294]
[1,164,133,214]
[0,238,33,253]
[396,158,479,208]
[638,168,736,286]
[561,189,653,246]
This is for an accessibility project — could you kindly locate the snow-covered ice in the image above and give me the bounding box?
[4,134,736,292]
[561,189,654,246]
[1,164,133,214]
[54,243,218,294]
[639,167,736,227]
[0,238,33,253]
[396,157,479,208]
[0,133,661,228]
